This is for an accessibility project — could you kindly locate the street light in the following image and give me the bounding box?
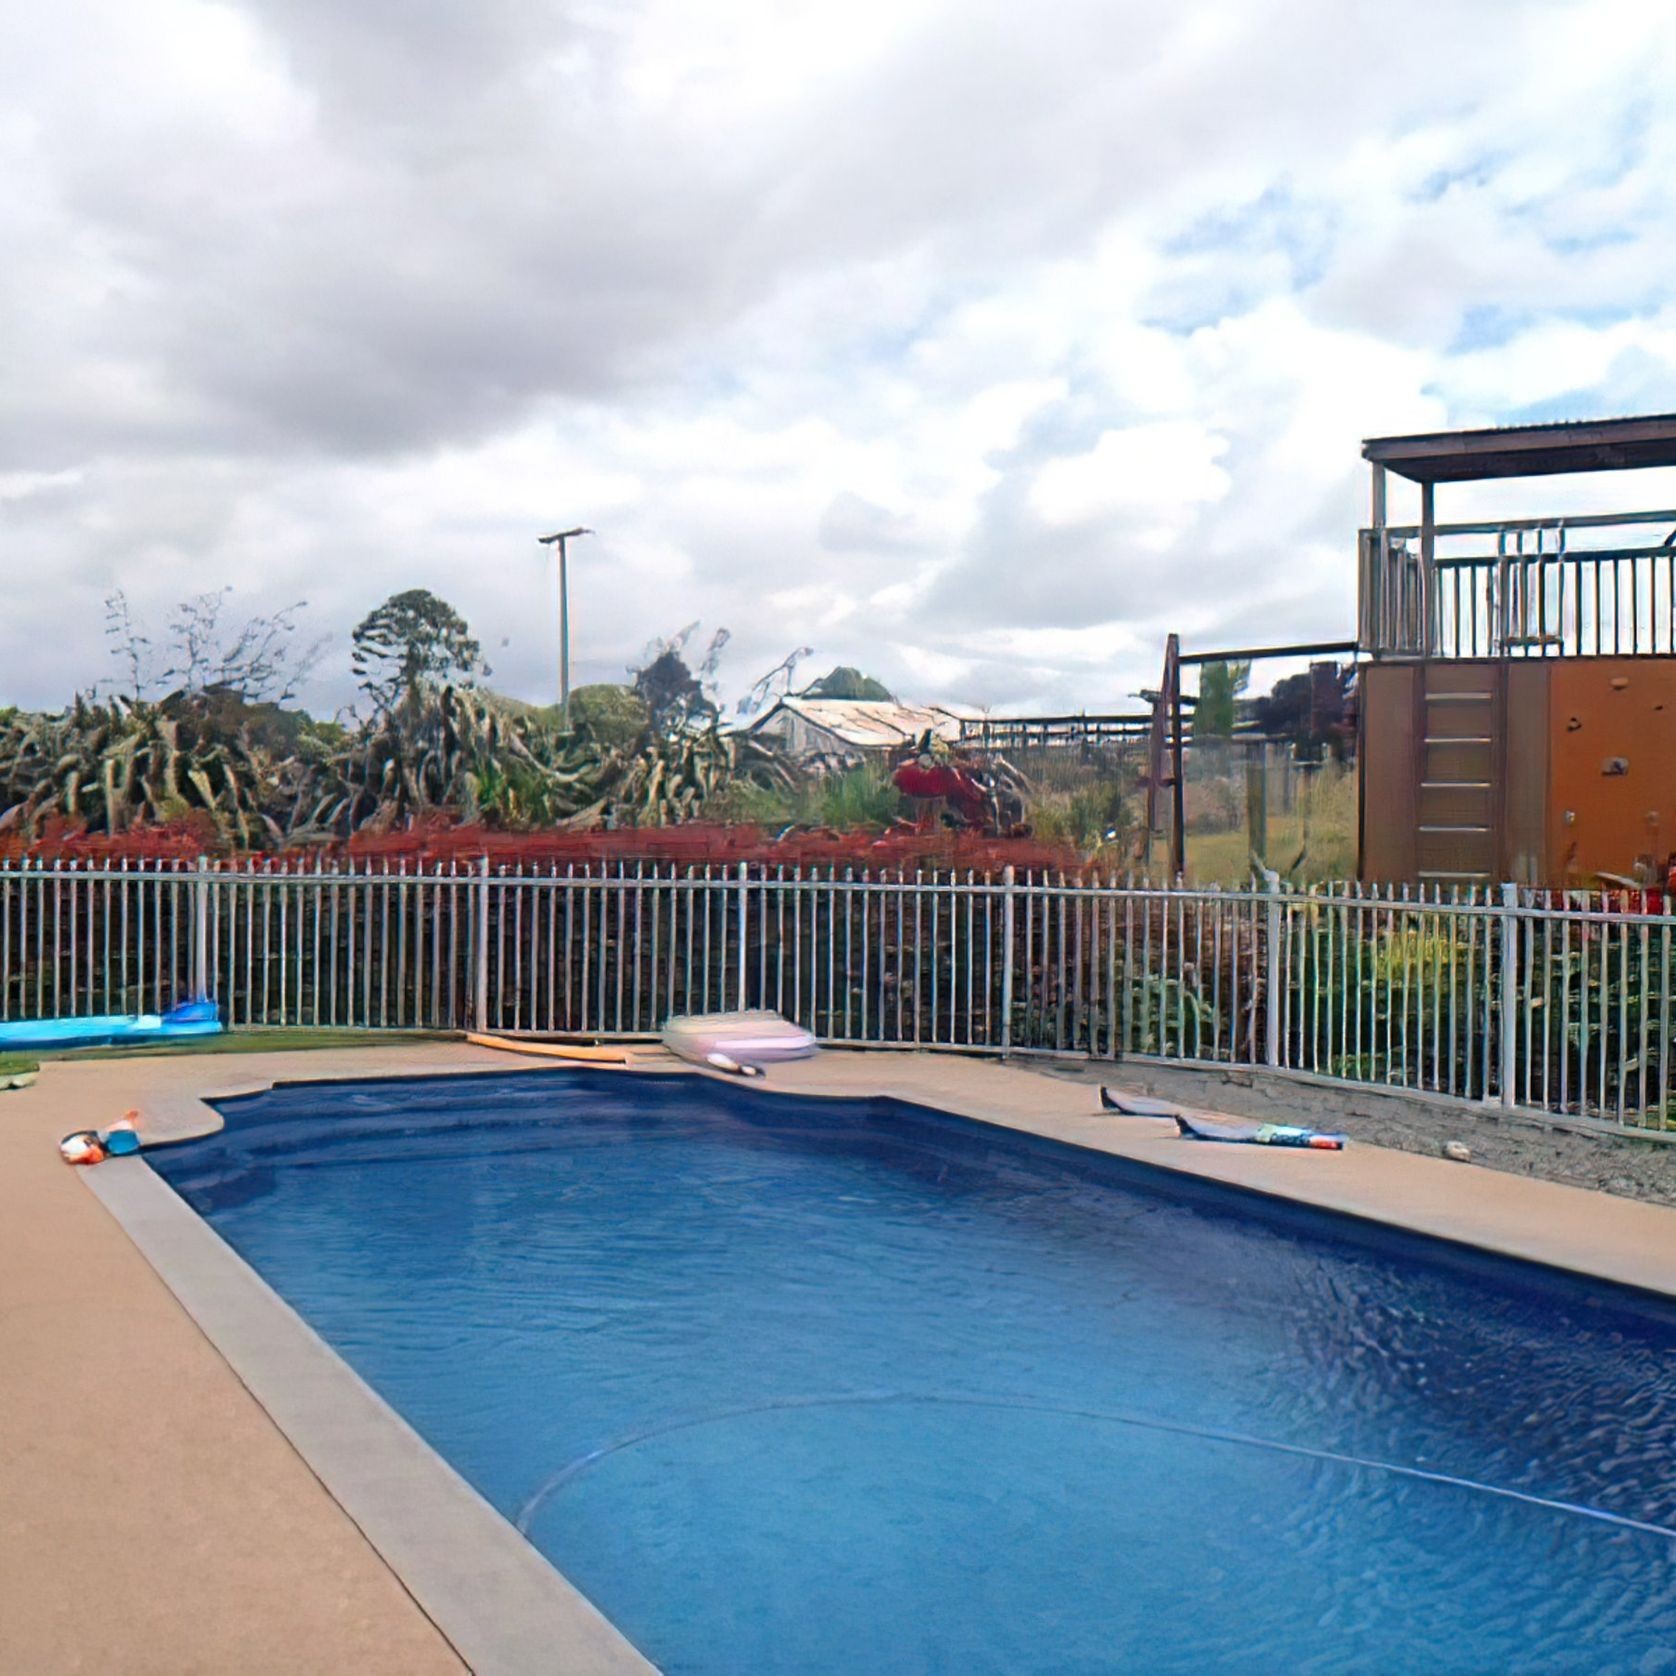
[536,526,592,727]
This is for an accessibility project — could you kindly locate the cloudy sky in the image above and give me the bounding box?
[5,0,1676,718]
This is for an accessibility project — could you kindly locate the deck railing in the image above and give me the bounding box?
[1361,508,1676,660]
[2,858,1673,1132]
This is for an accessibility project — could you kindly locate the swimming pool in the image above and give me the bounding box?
[154,1071,1676,1674]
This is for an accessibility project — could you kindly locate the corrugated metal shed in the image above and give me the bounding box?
[744,698,981,755]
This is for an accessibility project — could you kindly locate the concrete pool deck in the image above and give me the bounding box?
[5,1040,1676,1672]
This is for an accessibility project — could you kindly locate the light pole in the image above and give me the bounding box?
[536,526,592,727]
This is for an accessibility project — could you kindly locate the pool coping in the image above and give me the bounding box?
[84,1151,655,1676]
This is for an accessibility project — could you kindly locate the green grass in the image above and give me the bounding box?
[1026,782,1132,858]
[4,1027,452,1067]
[1186,765,1357,885]
[707,762,905,829]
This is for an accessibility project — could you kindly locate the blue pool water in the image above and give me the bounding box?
[155,1072,1676,1674]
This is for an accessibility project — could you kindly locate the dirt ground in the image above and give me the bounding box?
[1044,1059,1676,1210]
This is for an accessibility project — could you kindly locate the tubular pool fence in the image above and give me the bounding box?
[2,858,1674,1132]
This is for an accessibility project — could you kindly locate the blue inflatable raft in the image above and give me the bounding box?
[0,997,222,1053]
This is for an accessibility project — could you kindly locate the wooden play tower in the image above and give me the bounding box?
[1358,413,1676,886]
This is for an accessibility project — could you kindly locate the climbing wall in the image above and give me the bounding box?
[1547,660,1676,883]
[1360,656,1676,885]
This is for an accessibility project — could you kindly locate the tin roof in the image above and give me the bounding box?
[1363,413,1676,484]
[745,697,980,749]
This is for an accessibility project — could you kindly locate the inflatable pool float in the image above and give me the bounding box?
[661,1011,818,1072]
[0,998,221,1054]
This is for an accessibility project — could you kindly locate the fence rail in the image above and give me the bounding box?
[1360,509,1676,660]
[3,858,1673,1132]
[956,715,1154,751]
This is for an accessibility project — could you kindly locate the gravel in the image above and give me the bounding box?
[1041,1060,1676,1210]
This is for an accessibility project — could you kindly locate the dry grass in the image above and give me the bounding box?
[1186,765,1357,885]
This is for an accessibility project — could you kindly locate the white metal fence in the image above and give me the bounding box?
[2,858,1673,1132]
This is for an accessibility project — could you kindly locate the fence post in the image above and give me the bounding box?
[473,855,491,1033]
[1262,869,1283,1069]
[736,861,750,1010]
[1499,880,1519,1108]
[192,855,211,1002]
[1000,865,1016,1054]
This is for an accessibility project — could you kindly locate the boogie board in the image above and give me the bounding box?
[0,998,221,1054]
[1099,1088,1184,1117]
[1174,1113,1345,1150]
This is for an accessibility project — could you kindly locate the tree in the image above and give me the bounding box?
[567,684,650,750]
[1252,672,1311,740]
[104,591,157,702]
[1252,663,1354,761]
[633,648,710,728]
[1192,660,1250,739]
[736,646,814,718]
[351,589,484,713]
[631,623,728,729]
[805,665,894,701]
[105,587,326,706]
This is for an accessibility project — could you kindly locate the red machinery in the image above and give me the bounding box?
[890,731,1029,835]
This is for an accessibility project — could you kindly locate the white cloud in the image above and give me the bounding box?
[0,468,84,503]
[1029,421,1231,537]
[5,0,1676,719]
[1439,315,1676,414]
